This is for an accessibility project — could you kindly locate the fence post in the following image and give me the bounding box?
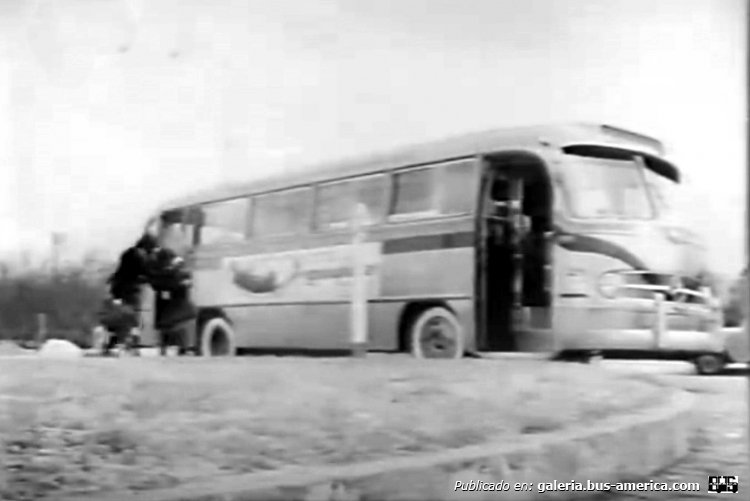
[653,293,666,350]
[350,203,369,358]
[36,313,47,348]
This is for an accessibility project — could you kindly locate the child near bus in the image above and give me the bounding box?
[97,296,140,356]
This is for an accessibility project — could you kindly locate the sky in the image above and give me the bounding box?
[0,0,746,274]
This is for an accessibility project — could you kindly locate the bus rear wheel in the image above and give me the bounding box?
[694,353,725,376]
[199,317,237,357]
[409,307,464,359]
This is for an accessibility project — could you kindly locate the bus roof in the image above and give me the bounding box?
[157,122,669,212]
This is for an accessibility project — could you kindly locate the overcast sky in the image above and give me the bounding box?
[0,0,746,274]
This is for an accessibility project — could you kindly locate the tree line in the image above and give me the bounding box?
[0,263,112,347]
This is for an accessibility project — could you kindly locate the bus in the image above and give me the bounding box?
[139,122,727,374]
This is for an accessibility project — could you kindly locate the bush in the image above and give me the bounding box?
[0,266,111,347]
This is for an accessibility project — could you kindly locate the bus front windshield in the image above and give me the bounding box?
[560,155,655,220]
[642,166,679,219]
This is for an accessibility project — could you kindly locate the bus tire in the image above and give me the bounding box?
[694,353,725,376]
[200,317,237,357]
[409,307,464,360]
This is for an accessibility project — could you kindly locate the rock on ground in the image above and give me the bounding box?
[38,339,83,359]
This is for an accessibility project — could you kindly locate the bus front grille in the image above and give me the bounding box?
[615,271,711,305]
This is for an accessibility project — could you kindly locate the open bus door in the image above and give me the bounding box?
[478,170,526,352]
[478,154,556,354]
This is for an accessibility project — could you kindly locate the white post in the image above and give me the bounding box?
[350,203,369,357]
[653,293,666,350]
[36,313,47,348]
[701,286,718,332]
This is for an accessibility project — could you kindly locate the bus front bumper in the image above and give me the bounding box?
[561,289,726,355]
[569,327,725,354]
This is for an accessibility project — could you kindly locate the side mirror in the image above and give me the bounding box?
[185,207,205,226]
[160,210,183,225]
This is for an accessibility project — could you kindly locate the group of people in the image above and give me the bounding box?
[98,233,197,356]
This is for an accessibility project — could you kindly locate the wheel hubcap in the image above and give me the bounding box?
[420,317,457,358]
[698,355,722,373]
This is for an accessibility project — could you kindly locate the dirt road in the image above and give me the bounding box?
[594,361,749,500]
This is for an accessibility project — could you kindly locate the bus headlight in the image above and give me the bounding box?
[598,272,624,299]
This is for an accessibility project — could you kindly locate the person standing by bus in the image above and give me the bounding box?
[149,247,197,356]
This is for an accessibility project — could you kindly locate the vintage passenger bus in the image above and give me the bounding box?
[139,122,727,373]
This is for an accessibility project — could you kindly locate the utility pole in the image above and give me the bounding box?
[20,249,30,272]
[50,231,65,276]
[745,0,750,467]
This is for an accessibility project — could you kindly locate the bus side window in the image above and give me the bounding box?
[315,181,352,230]
[439,159,478,214]
[199,198,250,245]
[183,219,199,248]
[315,174,387,230]
[159,210,192,255]
[353,175,387,224]
[389,167,439,220]
[253,187,312,237]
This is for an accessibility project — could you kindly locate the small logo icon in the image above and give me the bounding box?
[708,475,739,494]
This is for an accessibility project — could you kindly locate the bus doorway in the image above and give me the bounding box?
[478,153,554,352]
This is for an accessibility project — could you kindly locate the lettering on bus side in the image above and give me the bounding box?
[304,265,378,281]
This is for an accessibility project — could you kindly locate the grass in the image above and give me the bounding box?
[0,355,668,500]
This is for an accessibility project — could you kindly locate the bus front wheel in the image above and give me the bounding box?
[694,353,726,376]
[199,317,237,357]
[409,307,464,360]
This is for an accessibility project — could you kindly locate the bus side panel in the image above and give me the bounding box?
[448,298,476,352]
[224,303,424,351]
[220,298,476,353]
[369,302,406,351]
[190,222,477,352]
[223,301,441,352]
[376,243,476,352]
[380,247,474,297]
[224,303,352,350]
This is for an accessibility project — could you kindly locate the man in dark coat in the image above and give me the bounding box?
[101,234,158,354]
[150,247,197,356]
[108,234,158,307]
